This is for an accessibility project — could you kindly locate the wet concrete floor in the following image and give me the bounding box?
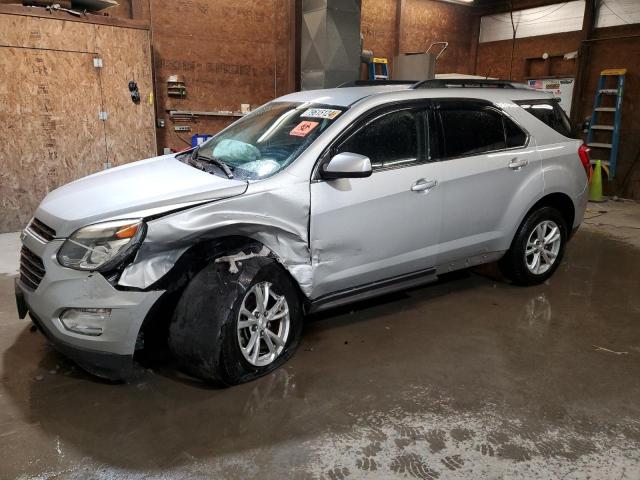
[1,205,639,479]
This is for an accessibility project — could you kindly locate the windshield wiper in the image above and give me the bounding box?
[190,146,234,179]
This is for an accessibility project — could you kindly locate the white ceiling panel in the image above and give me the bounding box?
[480,1,586,43]
[596,0,640,28]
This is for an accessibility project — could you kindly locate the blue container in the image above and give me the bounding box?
[191,134,212,148]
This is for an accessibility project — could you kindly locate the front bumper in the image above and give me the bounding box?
[16,229,164,379]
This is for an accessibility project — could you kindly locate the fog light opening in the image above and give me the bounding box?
[60,308,111,336]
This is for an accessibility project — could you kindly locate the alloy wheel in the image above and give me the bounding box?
[525,220,562,275]
[237,282,290,367]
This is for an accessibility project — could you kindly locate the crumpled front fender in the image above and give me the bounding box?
[118,179,313,297]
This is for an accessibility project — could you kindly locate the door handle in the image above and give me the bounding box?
[411,178,438,192]
[508,158,528,170]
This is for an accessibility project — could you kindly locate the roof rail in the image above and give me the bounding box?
[412,79,530,89]
[338,80,419,88]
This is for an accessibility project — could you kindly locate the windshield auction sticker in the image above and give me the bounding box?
[301,108,342,120]
[290,121,319,137]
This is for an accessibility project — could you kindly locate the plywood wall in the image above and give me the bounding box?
[151,0,479,151]
[150,0,296,152]
[401,0,477,75]
[361,0,478,78]
[0,48,106,231]
[476,31,582,80]
[105,0,133,19]
[0,14,155,232]
[361,0,398,70]
[96,25,156,168]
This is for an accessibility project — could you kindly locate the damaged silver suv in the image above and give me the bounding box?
[15,79,591,384]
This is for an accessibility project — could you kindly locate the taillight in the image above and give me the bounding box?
[578,144,592,180]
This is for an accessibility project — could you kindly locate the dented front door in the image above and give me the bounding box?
[309,105,443,299]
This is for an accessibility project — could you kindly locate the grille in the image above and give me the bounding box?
[20,246,45,290]
[28,218,56,242]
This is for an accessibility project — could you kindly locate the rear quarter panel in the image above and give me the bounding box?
[539,138,589,228]
[495,103,588,249]
[514,107,587,204]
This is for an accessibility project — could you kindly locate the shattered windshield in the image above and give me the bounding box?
[187,102,347,180]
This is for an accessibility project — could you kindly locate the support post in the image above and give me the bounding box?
[394,0,405,57]
[570,0,597,130]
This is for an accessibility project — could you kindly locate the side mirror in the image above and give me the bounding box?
[321,152,372,179]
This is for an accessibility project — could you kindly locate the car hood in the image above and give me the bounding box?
[35,155,248,237]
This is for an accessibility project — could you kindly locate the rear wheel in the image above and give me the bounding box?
[169,250,303,385]
[500,206,567,286]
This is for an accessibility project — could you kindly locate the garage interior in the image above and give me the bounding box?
[1,0,640,478]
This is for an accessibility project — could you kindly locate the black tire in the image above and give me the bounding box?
[168,250,303,386]
[499,206,567,286]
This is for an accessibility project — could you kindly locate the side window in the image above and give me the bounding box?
[438,108,506,158]
[337,109,421,169]
[504,115,527,148]
[515,99,573,138]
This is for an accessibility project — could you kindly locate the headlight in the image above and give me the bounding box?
[57,219,146,272]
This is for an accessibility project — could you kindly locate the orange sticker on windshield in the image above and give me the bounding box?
[290,121,319,137]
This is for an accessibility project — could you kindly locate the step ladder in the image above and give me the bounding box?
[586,68,626,180]
[368,57,389,81]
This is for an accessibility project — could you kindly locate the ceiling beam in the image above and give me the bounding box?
[474,0,570,16]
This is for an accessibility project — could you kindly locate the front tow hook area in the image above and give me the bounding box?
[14,279,28,319]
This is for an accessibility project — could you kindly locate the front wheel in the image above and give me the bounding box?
[500,206,567,286]
[169,250,303,385]
[236,280,292,368]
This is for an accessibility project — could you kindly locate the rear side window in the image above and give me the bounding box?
[337,109,422,169]
[438,109,505,157]
[515,99,573,137]
[505,116,528,148]
[436,105,527,158]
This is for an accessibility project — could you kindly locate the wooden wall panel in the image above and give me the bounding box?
[361,0,397,69]
[0,3,150,31]
[274,0,296,97]
[149,0,296,151]
[0,48,105,231]
[130,0,151,22]
[95,25,156,167]
[402,0,477,75]
[0,14,97,52]
[361,0,477,78]
[475,31,582,79]
[0,14,155,232]
[106,0,133,19]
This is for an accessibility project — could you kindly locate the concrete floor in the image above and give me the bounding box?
[1,200,639,479]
